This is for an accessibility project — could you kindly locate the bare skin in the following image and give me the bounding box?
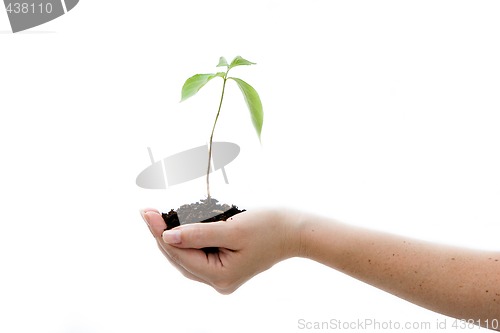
[141,208,500,330]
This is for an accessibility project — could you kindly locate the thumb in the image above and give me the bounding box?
[162,222,235,250]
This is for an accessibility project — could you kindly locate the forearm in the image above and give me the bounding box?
[293,213,500,329]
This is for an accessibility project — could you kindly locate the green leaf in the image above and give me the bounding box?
[217,56,228,67]
[229,77,263,139]
[229,56,256,70]
[180,73,224,102]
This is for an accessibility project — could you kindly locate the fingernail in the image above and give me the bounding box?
[142,211,154,228]
[162,229,181,244]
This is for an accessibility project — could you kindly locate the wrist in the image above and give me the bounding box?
[293,212,346,262]
[295,211,314,259]
[275,209,308,260]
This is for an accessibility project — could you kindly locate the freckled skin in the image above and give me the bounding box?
[300,215,500,330]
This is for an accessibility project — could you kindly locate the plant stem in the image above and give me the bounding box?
[206,71,229,200]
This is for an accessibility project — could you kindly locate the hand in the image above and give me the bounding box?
[140,208,301,294]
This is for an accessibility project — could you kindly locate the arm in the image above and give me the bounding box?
[141,208,500,330]
[299,214,500,330]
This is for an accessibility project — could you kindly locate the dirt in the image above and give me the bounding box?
[162,198,245,253]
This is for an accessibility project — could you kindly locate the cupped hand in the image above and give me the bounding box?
[141,208,301,294]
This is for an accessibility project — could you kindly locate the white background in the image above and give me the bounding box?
[1,1,500,332]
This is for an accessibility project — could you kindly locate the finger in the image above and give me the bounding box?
[143,211,166,238]
[162,243,225,282]
[141,209,214,286]
[155,239,207,285]
[162,221,237,250]
[140,208,161,236]
[163,245,243,294]
[146,214,209,284]
[140,207,159,215]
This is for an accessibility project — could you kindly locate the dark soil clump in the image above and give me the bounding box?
[162,198,245,253]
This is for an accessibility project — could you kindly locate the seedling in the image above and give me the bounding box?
[181,56,264,200]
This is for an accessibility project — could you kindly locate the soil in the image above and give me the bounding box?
[162,198,245,253]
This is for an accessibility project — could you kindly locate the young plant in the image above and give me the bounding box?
[181,56,264,200]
